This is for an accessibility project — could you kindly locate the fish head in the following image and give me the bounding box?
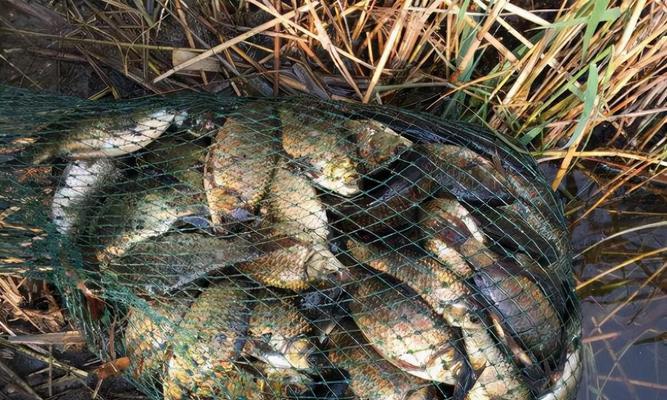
[282,336,314,370]
[312,157,360,196]
[348,119,413,166]
[304,245,345,283]
[245,335,312,370]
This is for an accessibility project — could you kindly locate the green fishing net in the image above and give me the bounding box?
[0,85,581,400]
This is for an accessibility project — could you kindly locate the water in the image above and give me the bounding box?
[544,164,666,400]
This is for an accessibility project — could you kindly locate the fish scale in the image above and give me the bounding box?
[204,106,281,226]
[349,273,470,386]
[6,89,580,400]
[164,280,254,400]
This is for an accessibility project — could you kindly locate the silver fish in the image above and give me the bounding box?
[32,109,177,164]
[537,344,582,400]
[51,159,119,236]
[461,310,532,400]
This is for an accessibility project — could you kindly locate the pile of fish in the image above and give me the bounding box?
[16,97,581,400]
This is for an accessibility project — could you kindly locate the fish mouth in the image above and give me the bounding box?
[304,245,345,281]
[312,175,360,196]
[244,337,311,370]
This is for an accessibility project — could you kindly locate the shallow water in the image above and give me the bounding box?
[543,164,666,400]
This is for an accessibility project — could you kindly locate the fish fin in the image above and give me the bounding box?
[452,361,478,400]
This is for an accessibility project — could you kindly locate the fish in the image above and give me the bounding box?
[51,159,120,236]
[536,303,582,400]
[469,193,569,277]
[123,297,191,381]
[268,166,330,243]
[250,362,314,399]
[336,105,540,179]
[420,143,516,204]
[460,311,532,400]
[460,239,564,370]
[499,201,570,279]
[346,240,471,324]
[243,294,317,399]
[85,181,210,262]
[236,240,342,291]
[344,118,413,168]
[348,273,470,386]
[537,344,582,400]
[279,107,360,196]
[419,197,485,277]
[245,292,314,371]
[346,240,531,400]
[31,108,177,164]
[136,137,207,190]
[504,171,564,230]
[236,167,344,290]
[324,150,438,237]
[164,280,254,400]
[103,233,264,295]
[327,322,438,400]
[204,107,280,226]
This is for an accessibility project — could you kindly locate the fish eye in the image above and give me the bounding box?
[213,333,227,344]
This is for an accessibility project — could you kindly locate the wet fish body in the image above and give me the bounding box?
[421,143,513,204]
[137,137,207,190]
[237,242,341,291]
[349,274,469,385]
[328,324,438,400]
[537,344,582,400]
[246,292,314,371]
[32,109,176,164]
[204,108,280,226]
[103,233,263,294]
[341,106,540,178]
[347,240,531,400]
[124,297,191,381]
[419,197,485,277]
[326,150,437,236]
[87,182,209,262]
[500,201,570,278]
[345,118,413,168]
[346,240,470,323]
[279,107,360,196]
[461,312,532,400]
[164,280,253,399]
[459,238,564,368]
[51,159,119,236]
[237,167,344,290]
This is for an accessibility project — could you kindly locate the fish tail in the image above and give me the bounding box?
[452,355,478,400]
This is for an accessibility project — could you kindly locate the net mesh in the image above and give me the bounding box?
[0,85,582,400]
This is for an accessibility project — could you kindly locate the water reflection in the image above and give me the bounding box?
[543,164,666,400]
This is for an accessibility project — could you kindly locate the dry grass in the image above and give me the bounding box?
[0,0,665,398]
